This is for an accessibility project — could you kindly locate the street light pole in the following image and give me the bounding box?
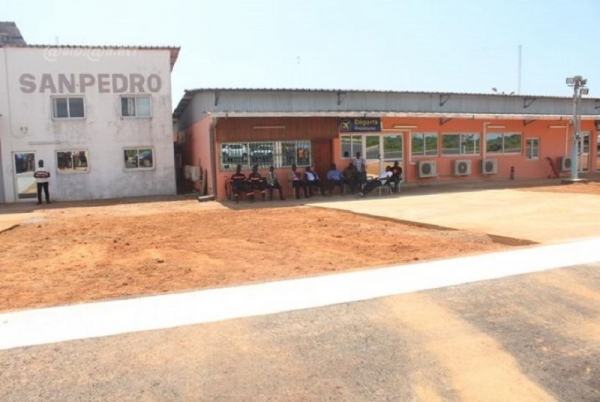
[566,75,588,181]
[571,80,579,180]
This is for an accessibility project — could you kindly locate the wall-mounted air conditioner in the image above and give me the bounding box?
[560,156,572,171]
[481,159,498,175]
[452,160,472,176]
[418,161,437,178]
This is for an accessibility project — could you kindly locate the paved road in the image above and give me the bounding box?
[2,264,599,402]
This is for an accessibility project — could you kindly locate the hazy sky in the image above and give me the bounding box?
[2,0,598,108]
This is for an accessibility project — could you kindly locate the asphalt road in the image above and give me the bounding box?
[1,263,599,402]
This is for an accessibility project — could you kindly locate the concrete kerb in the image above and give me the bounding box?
[1,237,599,351]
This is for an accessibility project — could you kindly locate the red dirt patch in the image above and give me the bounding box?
[0,201,510,312]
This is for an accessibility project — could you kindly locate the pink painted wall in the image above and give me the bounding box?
[182,116,214,194]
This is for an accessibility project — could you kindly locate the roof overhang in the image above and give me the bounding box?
[201,111,600,121]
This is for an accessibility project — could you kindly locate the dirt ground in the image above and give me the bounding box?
[0,200,511,312]
[520,181,600,195]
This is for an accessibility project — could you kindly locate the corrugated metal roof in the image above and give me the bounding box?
[0,21,26,45]
[182,87,580,100]
[173,88,600,120]
[4,44,180,70]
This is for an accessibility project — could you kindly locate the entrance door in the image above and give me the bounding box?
[579,132,590,172]
[364,135,381,177]
[363,134,404,177]
[13,152,37,200]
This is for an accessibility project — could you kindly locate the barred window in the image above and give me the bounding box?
[220,140,312,171]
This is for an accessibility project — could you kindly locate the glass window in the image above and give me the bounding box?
[412,132,438,156]
[526,138,539,160]
[53,97,85,119]
[365,135,380,159]
[57,150,90,173]
[487,133,522,154]
[383,135,403,161]
[124,148,154,170]
[121,96,152,117]
[340,135,364,158]
[221,140,312,171]
[442,133,480,155]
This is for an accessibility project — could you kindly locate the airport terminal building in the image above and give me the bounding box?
[173,88,600,201]
[0,23,179,203]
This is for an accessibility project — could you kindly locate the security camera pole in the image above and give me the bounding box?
[566,75,589,181]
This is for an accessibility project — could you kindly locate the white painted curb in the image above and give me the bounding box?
[1,238,599,351]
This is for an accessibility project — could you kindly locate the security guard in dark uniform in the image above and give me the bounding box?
[248,165,267,201]
[230,164,248,203]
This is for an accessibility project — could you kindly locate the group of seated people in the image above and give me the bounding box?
[228,161,403,203]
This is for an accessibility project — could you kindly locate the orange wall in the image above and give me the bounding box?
[331,117,597,183]
[187,116,598,201]
[183,116,214,193]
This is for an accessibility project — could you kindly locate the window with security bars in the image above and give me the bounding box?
[220,140,312,171]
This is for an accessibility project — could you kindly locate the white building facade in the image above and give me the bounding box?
[0,45,179,203]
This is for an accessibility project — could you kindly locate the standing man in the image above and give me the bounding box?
[353,151,367,190]
[34,159,51,205]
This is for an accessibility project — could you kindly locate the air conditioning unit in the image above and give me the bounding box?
[560,156,572,171]
[481,159,498,175]
[418,161,437,178]
[452,160,472,176]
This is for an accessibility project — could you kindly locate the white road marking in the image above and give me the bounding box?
[1,238,599,351]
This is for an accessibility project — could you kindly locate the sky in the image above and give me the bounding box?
[2,0,599,109]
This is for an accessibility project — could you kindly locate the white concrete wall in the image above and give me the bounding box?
[0,47,176,202]
[0,48,8,202]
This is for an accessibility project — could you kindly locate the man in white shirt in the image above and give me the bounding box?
[34,159,51,205]
[353,151,367,189]
[358,167,393,197]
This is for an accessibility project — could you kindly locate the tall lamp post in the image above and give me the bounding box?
[566,76,589,181]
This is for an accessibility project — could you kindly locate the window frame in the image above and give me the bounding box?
[411,132,439,157]
[51,96,86,120]
[220,140,312,172]
[56,149,91,174]
[525,138,540,160]
[486,132,523,155]
[340,134,364,159]
[123,147,155,171]
[441,133,481,156]
[120,95,152,118]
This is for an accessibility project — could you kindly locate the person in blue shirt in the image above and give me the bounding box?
[326,163,345,195]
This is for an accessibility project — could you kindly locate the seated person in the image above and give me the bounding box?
[326,163,345,195]
[248,165,267,201]
[342,162,358,194]
[304,166,325,197]
[265,165,285,201]
[390,161,403,193]
[230,164,249,203]
[358,166,393,197]
[288,164,308,199]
